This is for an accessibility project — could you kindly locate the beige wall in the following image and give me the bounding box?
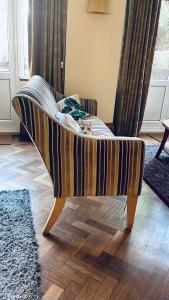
[65,0,126,122]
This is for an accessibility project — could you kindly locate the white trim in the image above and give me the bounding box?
[19,75,29,81]
[142,80,169,133]
[141,121,164,133]
[0,0,21,133]
[16,0,29,78]
[0,115,20,133]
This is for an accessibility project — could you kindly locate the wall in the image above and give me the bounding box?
[65,0,126,122]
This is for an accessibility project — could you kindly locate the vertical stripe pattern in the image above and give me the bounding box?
[12,95,145,198]
[80,98,97,116]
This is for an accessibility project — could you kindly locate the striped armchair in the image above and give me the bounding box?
[12,76,145,235]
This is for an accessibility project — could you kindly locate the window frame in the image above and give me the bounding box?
[16,0,29,80]
[0,0,10,73]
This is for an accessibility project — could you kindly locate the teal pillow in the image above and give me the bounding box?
[70,110,87,121]
[64,97,81,109]
[57,95,88,120]
[62,105,72,113]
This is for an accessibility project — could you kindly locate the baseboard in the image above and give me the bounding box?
[0,134,12,145]
[141,129,164,134]
[140,127,164,133]
[0,130,20,134]
[141,121,164,133]
[105,122,164,134]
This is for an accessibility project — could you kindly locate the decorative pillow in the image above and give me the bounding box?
[57,94,88,120]
[56,111,80,133]
[57,94,80,112]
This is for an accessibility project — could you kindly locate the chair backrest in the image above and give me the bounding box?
[18,75,59,117]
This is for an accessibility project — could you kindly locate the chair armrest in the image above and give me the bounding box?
[80,98,97,116]
[72,137,145,197]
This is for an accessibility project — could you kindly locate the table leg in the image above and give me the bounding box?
[155,128,169,159]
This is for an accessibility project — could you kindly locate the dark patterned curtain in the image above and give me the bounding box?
[113,0,162,136]
[28,0,68,93]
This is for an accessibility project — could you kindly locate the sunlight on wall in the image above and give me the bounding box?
[65,0,126,122]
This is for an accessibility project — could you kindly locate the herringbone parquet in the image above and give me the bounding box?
[1,136,169,300]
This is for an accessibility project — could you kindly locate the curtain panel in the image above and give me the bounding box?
[113,0,162,136]
[28,0,68,93]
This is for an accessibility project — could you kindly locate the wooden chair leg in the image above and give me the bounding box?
[126,194,138,231]
[155,128,169,159]
[43,197,66,235]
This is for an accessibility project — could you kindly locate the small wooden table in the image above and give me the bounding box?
[155,120,169,159]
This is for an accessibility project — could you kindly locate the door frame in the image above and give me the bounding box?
[0,0,20,133]
[141,79,169,133]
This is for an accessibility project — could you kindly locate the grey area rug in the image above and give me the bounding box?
[144,144,169,207]
[0,189,40,300]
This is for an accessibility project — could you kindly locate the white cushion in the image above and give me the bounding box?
[81,116,114,138]
[56,111,80,133]
[56,113,114,138]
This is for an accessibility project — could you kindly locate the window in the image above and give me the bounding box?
[0,0,29,77]
[0,0,9,72]
[151,0,169,80]
[17,0,29,78]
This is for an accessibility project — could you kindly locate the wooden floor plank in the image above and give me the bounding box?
[0,134,12,144]
[42,284,64,300]
[75,278,100,300]
[0,135,168,299]
[93,276,118,300]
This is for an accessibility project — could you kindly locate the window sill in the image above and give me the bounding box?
[19,75,29,81]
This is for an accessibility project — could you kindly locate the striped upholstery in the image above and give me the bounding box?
[50,86,65,102]
[82,116,114,137]
[80,98,97,116]
[12,78,145,198]
[18,75,59,117]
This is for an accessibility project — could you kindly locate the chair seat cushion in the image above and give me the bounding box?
[81,116,114,138]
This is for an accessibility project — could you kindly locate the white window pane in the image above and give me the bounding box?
[20,0,29,76]
[23,0,29,75]
[0,0,9,72]
[151,51,169,80]
[151,0,169,80]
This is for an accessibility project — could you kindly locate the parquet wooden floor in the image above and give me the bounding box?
[1,135,169,300]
